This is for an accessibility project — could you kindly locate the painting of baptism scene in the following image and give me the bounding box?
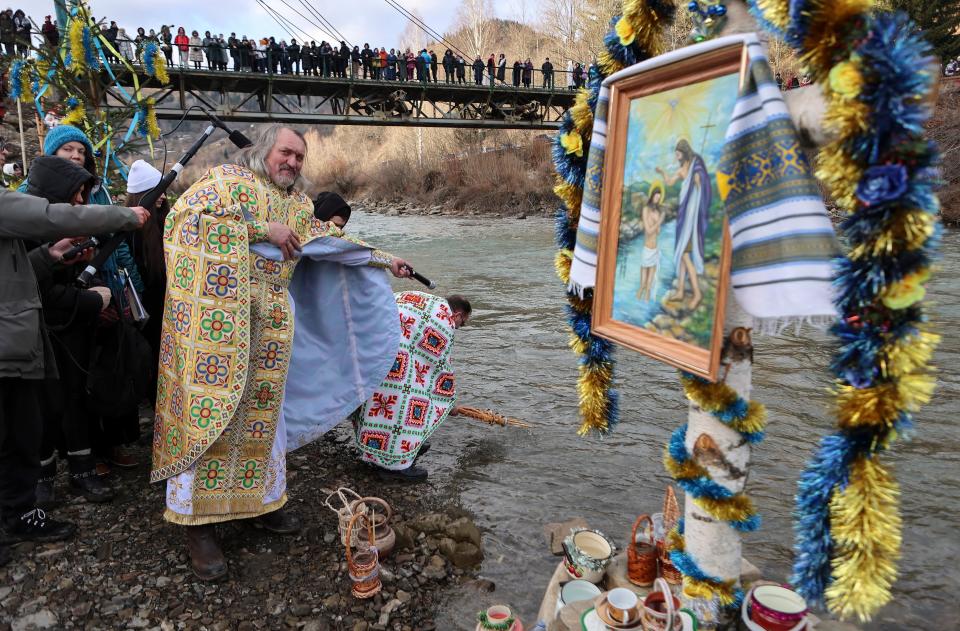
[611,73,740,350]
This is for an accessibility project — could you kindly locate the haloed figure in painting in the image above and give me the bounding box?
[657,138,711,311]
[637,182,665,302]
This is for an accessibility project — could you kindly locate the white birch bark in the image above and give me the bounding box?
[682,294,754,627]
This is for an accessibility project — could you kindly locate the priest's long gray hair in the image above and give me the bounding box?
[235,124,308,192]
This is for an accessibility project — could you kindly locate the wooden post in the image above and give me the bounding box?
[681,293,754,628]
[16,100,27,172]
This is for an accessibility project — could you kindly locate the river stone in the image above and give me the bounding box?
[12,609,58,630]
[543,518,589,556]
[444,517,482,548]
[445,542,483,569]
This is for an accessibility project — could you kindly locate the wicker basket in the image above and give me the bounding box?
[627,514,657,587]
[324,487,365,547]
[346,511,381,599]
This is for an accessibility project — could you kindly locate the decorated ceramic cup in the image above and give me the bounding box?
[749,585,808,631]
[562,528,616,583]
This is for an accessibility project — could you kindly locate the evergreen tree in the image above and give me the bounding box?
[889,0,960,62]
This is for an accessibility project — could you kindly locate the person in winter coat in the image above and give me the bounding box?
[566,59,575,88]
[406,49,416,81]
[188,31,203,70]
[17,125,145,500]
[174,27,189,67]
[217,34,229,70]
[117,28,133,60]
[0,10,15,56]
[360,43,373,79]
[486,54,495,86]
[386,49,397,81]
[288,39,301,74]
[472,56,485,86]
[430,50,438,82]
[41,15,59,49]
[159,25,173,65]
[541,57,554,89]
[442,49,455,83]
[522,58,533,88]
[455,54,466,84]
[0,175,148,567]
[420,50,431,82]
[512,60,521,87]
[572,62,584,88]
[338,42,350,78]
[496,53,506,83]
[203,31,217,70]
[12,10,29,56]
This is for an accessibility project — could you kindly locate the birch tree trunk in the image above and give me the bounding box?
[682,293,754,629]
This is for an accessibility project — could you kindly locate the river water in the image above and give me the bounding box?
[345,211,959,630]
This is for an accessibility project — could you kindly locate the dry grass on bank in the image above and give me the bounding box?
[301,127,557,215]
[929,80,960,224]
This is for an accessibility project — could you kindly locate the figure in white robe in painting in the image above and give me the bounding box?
[637,182,665,302]
[657,138,711,311]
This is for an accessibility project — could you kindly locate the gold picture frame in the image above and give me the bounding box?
[591,42,747,381]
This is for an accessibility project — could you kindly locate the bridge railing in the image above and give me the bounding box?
[94,38,589,93]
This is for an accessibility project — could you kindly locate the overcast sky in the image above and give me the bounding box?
[22,0,519,48]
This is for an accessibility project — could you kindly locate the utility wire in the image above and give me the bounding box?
[382,0,465,58]
[257,0,323,44]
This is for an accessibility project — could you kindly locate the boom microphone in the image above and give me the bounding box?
[203,108,253,148]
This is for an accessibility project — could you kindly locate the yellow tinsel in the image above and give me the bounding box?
[577,362,613,436]
[571,90,594,134]
[752,0,791,33]
[61,100,88,127]
[554,180,583,217]
[836,373,936,430]
[826,456,901,622]
[848,209,936,260]
[828,60,864,99]
[663,451,759,526]
[17,68,34,102]
[669,526,740,606]
[555,250,572,285]
[144,98,161,139]
[569,333,589,356]
[620,0,667,56]
[597,51,625,78]
[560,131,584,158]
[154,53,170,85]
[800,0,874,80]
[681,375,767,436]
[68,18,86,73]
[815,144,864,212]
[823,94,870,137]
[879,328,940,379]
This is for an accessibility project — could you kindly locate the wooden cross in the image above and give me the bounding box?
[699,109,717,153]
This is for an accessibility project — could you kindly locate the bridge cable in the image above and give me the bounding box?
[258,0,328,46]
[272,0,340,42]
[254,0,305,42]
[296,0,353,48]
[383,0,513,87]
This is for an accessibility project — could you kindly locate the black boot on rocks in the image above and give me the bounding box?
[2,508,77,543]
[185,525,228,581]
[35,460,58,509]
[252,508,301,535]
[68,454,114,503]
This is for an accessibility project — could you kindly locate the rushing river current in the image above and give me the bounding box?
[344,211,959,629]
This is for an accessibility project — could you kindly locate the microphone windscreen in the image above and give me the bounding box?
[230,130,253,148]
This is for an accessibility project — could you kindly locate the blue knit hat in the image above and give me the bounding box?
[43,125,94,159]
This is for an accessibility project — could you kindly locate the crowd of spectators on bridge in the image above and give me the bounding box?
[0,10,587,90]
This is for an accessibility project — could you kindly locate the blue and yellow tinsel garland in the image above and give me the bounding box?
[748,0,942,622]
[552,0,675,437]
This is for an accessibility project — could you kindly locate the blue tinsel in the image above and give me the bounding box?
[9,59,25,99]
[82,27,100,70]
[143,41,159,77]
[554,207,577,251]
[670,519,745,609]
[681,373,765,443]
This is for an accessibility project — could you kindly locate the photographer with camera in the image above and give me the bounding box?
[0,165,149,567]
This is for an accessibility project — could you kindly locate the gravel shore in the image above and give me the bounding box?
[0,427,487,631]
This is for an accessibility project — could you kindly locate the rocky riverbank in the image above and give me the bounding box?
[0,425,489,631]
[351,198,555,220]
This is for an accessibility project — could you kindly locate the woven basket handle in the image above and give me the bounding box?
[655,578,675,630]
[345,511,376,566]
[630,513,653,552]
[350,496,393,522]
[325,487,363,514]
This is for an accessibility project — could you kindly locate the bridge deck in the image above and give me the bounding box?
[107,67,576,129]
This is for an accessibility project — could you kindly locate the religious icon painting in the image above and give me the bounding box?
[592,41,746,381]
